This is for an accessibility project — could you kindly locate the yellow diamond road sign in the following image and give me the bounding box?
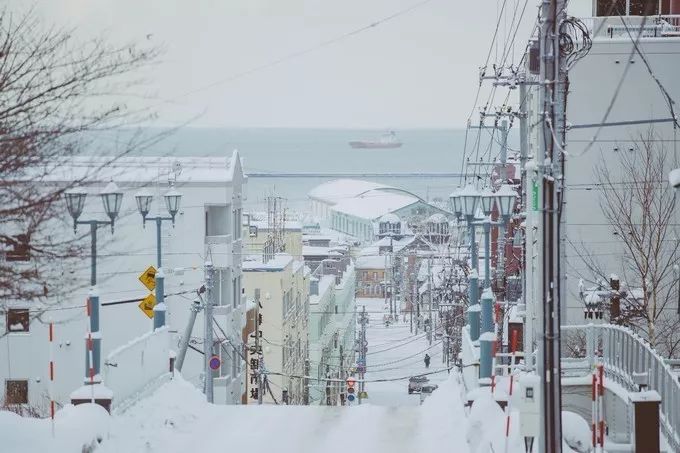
[138,293,156,319]
[138,265,157,292]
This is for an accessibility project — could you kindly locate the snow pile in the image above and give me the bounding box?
[466,391,522,453]
[0,403,110,453]
[562,411,592,453]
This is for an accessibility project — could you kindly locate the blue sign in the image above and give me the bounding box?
[347,393,356,402]
[209,355,221,370]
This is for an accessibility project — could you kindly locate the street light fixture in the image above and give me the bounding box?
[480,187,496,217]
[100,181,124,229]
[65,187,88,229]
[134,184,183,330]
[459,184,480,220]
[64,183,123,408]
[494,184,518,223]
[134,188,153,222]
[449,188,462,220]
[164,187,182,223]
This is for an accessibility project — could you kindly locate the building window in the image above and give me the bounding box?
[372,272,377,280]
[6,234,30,262]
[205,204,231,236]
[6,309,29,333]
[233,208,242,239]
[5,380,28,405]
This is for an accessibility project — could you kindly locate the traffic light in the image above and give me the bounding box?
[346,377,356,402]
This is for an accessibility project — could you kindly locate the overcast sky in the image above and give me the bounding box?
[13,0,551,128]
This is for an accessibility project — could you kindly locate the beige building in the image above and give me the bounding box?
[243,217,303,258]
[242,254,309,404]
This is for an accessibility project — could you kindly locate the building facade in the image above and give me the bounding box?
[1,152,247,410]
[242,254,309,405]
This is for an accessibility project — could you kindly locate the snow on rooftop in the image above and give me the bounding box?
[331,190,417,220]
[242,254,293,271]
[356,254,388,269]
[27,150,243,185]
[308,179,394,204]
[302,245,343,256]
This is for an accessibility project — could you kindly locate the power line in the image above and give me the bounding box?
[151,0,437,107]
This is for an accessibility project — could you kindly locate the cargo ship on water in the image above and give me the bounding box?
[349,131,402,149]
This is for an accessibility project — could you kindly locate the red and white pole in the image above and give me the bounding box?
[598,364,605,451]
[87,297,95,403]
[503,331,518,453]
[591,372,597,449]
[49,322,55,437]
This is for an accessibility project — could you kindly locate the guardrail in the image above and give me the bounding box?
[103,327,171,411]
[562,323,680,451]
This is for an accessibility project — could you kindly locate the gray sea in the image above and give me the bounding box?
[101,128,517,212]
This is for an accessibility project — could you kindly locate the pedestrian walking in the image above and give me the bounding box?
[424,353,431,368]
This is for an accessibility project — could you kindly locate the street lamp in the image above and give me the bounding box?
[493,184,518,282]
[479,187,496,217]
[64,182,124,407]
[449,188,462,220]
[134,185,182,329]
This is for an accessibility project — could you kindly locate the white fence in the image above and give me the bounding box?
[103,327,171,411]
[563,323,680,452]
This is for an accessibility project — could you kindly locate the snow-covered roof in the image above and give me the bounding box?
[331,190,417,220]
[356,255,387,269]
[248,219,302,231]
[427,213,447,223]
[242,254,293,271]
[30,151,243,185]
[308,179,394,204]
[302,245,343,257]
[379,213,401,223]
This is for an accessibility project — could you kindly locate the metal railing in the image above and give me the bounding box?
[562,323,680,451]
[579,15,680,38]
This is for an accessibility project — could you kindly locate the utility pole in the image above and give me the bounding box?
[254,289,263,405]
[303,359,310,405]
[204,261,215,403]
[358,306,368,404]
[428,258,433,345]
[339,345,345,406]
[176,298,202,372]
[538,0,566,451]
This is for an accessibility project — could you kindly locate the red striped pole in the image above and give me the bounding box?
[598,364,605,450]
[87,297,94,403]
[49,322,55,437]
[88,331,94,403]
[503,331,518,453]
[591,372,597,449]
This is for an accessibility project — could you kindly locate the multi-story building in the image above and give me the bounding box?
[523,1,680,329]
[307,256,356,405]
[242,254,309,404]
[1,152,247,410]
[355,255,387,298]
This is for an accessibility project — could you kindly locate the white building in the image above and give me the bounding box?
[307,256,356,405]
[1,152,247,410]
[523,2,680,330]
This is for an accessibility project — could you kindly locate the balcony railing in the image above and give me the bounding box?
[580,15,680,38]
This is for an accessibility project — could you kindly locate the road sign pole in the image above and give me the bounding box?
[153,217,167,329]
[204,261,215,403]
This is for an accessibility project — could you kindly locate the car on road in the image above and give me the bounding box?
[408,375,429,394]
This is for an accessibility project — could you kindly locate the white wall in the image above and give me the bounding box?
[0,172,246,409]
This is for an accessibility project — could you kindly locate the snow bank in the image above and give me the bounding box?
[0,403,110,453]
[562,411,591,453]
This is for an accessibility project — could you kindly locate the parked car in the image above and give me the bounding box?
[421,384,439,394]
[408,375,429,394]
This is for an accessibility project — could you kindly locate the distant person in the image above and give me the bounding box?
[424,354,431,368]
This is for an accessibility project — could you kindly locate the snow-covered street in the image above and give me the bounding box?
[358,297,450,406]
[1,297,479,453]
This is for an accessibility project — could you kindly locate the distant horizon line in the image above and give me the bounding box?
[126,125,470,131]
